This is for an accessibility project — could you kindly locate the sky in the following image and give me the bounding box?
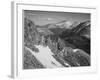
[24,10,90,26]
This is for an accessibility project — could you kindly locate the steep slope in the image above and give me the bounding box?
[24,18,45,69]
[72,21,90,38]
[59,21,90,54]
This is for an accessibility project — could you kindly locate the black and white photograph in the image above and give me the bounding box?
[23,10,90,69]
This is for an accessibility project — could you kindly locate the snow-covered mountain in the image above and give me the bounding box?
[55,20,74,29]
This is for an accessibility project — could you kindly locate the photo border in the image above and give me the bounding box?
[11,1,97,78]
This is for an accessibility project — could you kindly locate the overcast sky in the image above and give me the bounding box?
[24,10,90,26]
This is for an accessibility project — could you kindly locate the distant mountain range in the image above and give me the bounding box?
[36,20,80,35]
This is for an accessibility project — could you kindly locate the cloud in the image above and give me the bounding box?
[47,18,52,20]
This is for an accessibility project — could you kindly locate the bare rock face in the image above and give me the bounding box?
[24,18,37,44]
[24,18,41,48]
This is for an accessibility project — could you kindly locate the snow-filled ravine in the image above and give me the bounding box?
[25,45,64,68]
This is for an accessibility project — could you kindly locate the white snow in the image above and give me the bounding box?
[25,45,63,68]
[73,49,79,53]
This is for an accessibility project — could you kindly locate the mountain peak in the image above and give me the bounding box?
[55,20,76,29]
